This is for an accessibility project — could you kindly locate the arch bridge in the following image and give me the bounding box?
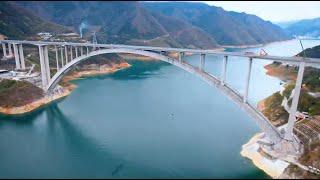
[2,40,320,161]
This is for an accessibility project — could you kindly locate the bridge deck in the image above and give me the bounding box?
[1,40,320,65]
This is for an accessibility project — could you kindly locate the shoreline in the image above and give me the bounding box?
[0,62,132,115]
[264,64,297,82]
[257,63,296,112]
[221,39,295,49]
[257,61,298,112]
[119,51,195,61]
[257,98,266,112]
[0,90,71,115]
[62,62,132,89]
[241,133,290,178]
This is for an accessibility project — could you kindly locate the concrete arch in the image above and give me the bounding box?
[46,48,283,143]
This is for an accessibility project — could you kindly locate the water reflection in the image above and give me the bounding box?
[45,103,127,178]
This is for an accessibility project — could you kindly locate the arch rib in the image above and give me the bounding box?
[46,48,282,143]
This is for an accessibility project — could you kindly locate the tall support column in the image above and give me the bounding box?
[86,46,89,55]
[38,45,48,87]
[43,46,50,83]
[285,61,306,141]
[8,43,12,56]
[60,45,64,67]
[13,44,21,69]
[179,52,184,61]
[200,54,205,70]
[221,56,228,85]
[55,45,59,71]
[65,45,68,64]
[70,46,73,60]
[1,43,7,58]
[243,57,253,103]
[75,46,78,58]
[18,44,25,69]
[81,46,83,56]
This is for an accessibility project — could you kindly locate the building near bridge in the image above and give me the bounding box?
[37,32,52,40]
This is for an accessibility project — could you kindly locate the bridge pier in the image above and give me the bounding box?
[43,45,50,83]
[55,45,59,71]
[221,56,228,86]
[81,46,83,56]
[18,44,25,69]
[200,54,205,71]
[65,45,68,64]
[8,43,13,57]
[13,43,21,70]
[265,61,306,159]
[60,45,64,67]
[70,46,73,60]
[38,45,48,87]
[1,43,7,58]
[75,46,78,58]
[86,46,89,56]
[243,57,253,103]
[260,61,306,160]
[285,61,305,141]
[179,52,184,61]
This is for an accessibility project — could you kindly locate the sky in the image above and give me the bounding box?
[198,1,320,22]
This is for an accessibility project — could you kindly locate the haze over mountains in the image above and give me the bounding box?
[1,1,293,48]
[280,18,320,39]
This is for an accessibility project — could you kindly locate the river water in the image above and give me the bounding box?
[0,39,319,178]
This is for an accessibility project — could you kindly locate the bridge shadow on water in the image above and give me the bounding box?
[44,103,128,178]
[0,101,130,178]
[0,99,181,178]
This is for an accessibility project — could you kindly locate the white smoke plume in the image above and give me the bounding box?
[79,22,87,38]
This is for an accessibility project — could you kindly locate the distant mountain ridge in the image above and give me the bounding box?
[283,17,320,39]
[142,2,292,46]
[2,1,292,49]
[275,20,301,29]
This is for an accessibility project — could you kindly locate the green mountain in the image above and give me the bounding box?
[0,1,72,39]
[15,1,218,48]
[297,45,320,58]
[284,18,320,38]
[4,1,291,48]
[142,2,292,46]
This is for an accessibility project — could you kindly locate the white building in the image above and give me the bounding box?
[37,32,53,40]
